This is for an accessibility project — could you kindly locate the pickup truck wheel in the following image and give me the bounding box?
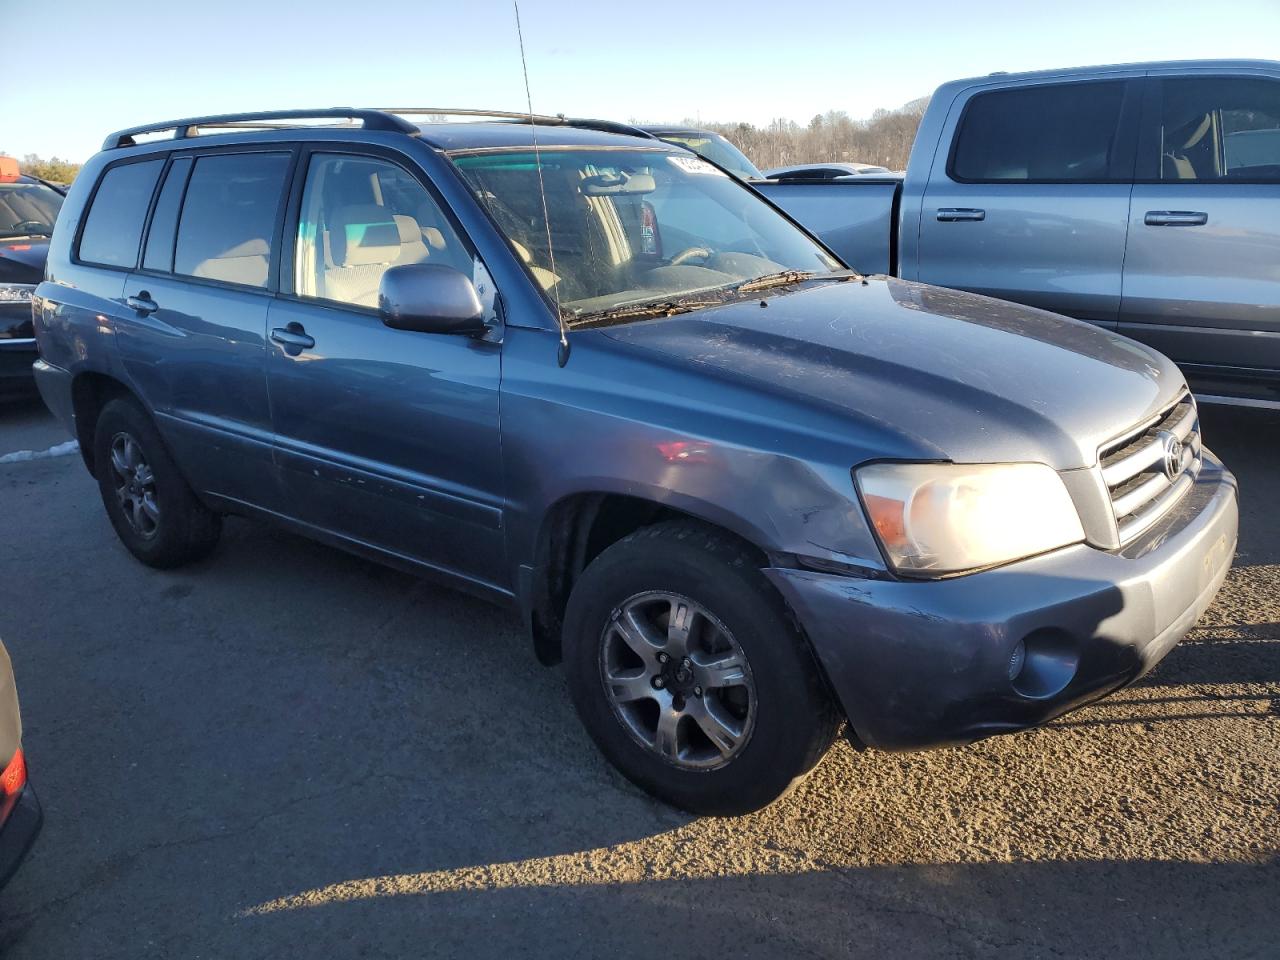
[563,521,839,815]
[92,397,221,569]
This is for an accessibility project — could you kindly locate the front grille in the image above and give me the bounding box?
[1099,392,1201,544]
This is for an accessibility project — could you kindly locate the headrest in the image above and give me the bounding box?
[1181,114,1213,150]
[392,214,421,244]
[331,204,400,266]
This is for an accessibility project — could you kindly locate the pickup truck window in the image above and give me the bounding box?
[453,147,839,319]
[950,81,1130,183]
[78,159,164,268]
[1157,77,1280,182]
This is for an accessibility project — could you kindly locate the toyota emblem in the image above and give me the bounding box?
[1158,431,1183,482]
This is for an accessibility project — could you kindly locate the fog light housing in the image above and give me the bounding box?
[1010,629,1078,700]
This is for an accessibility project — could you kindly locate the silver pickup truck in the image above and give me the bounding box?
[757,60,1280,408]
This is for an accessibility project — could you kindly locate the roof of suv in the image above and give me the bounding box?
[101,109,662,156]
[416,122,659,152]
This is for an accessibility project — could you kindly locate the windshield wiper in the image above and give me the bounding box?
[568,297,725,327]
[734,268,862,293]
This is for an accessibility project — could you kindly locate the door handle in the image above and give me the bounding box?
[1144,210,1208,227]
[125,293,159,316]
[270,324,315,351]
[936,208,986,222]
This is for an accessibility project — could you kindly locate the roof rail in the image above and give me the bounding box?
[376,106,568,124]
[375,108,655,140]
[102,108,419,150]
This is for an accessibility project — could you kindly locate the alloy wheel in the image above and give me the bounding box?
[109,432,160,539]
[600,591,757,770]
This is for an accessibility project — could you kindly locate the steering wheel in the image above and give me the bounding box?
[11,220,49,234]
[667,246,712,267]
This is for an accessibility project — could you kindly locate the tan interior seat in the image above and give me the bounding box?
[1164,112,1214,180]
[322,204,403,307]
[194,238,270,287]
[391,214,430,266]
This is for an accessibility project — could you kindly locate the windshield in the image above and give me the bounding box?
[0,180,63,238]
[453,147,839,320]
[653,133,763,180]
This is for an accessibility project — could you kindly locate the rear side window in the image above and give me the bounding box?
[142,156,193,272]
[173,152,290,288]
[951,82,1129,182]
[1157,77,1280,182]
[78,160,163,267]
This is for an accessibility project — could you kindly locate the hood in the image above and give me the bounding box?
[0,238,50,284]
[601,277,1184,470]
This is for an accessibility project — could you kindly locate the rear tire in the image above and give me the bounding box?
[92,397,221,569]
[563,521,839,815]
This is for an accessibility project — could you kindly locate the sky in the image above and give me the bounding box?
[3,0,1279,161]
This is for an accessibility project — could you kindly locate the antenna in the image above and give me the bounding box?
[513,1,570,367]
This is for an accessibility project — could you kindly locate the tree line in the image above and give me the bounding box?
[693,98,929,172]
[6,98,928,186]
[1,154,82,184]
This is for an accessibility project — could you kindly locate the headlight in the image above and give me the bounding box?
[0,283,35,304]
[854,462,1085,577]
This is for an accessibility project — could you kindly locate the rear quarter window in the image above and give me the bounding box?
[77,160,164,267]
[950,81,1131,183]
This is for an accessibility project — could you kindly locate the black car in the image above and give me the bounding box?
[1,158,64,399]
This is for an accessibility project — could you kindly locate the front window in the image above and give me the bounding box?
[1158,77,1280,182]
[452,147,840,321]
[295,154,476,309]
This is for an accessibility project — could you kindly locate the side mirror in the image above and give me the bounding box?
[378,263,486,335]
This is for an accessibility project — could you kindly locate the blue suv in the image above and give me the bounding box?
[33,109,1238,814]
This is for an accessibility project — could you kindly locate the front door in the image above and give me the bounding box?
[265,149,506,589]
[1120,73,1280,400]
[916,78,1140,328]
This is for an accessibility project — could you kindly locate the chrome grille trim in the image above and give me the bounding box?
[1099,392,1201,544]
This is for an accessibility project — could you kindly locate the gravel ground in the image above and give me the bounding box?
[0,397,1275,959]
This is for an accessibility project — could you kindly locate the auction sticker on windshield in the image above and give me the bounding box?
[667,155,728,177]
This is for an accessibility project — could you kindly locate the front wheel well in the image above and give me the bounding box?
[70,372,134,473]
[527,494,769,665]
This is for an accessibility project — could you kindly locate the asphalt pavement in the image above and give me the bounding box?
[0,395,1276,959]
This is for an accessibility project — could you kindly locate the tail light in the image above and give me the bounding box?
[0,748,27,825]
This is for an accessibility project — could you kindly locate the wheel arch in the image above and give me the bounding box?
[524,491,771,667]
[70,371,136,473]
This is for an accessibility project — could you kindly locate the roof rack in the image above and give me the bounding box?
[102,108,419,149]
[375,107,655,140]
[103,107,658,151]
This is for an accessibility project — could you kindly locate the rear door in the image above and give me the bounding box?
[265,147,505,589]
[1120,72,1280,400]
[119,147,294,509]
[916,77,1142,327]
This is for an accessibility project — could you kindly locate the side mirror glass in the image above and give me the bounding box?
[378,263,486,335]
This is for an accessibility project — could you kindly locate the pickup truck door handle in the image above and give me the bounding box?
[936,208,986,222]
[125,293,159,316]
[270,324,315,351]
[1144,210,1208,227]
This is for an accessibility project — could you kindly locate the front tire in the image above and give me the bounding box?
[92,397,221,569]
[563,521,839,815]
